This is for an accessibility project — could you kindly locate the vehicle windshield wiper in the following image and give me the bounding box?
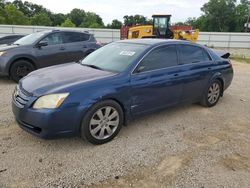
[81,64,103,70]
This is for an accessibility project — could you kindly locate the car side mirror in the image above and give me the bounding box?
[36,41,48,48]
[135,66,145,73]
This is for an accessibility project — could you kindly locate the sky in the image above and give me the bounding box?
[22,0,210,24]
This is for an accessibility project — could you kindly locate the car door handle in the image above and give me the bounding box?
[60,46,65,50]
[82,45,87,48]
[174,73,179,77]
[208,67,212,70]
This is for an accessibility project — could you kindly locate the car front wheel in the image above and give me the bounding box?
[201,80,222,107]
[10,60,35,82]
[81,100,124,144]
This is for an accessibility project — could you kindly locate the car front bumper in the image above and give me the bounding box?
[0,56,10,76]
[12,94,85,139]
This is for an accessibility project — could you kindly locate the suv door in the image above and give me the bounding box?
[34,32,67,67]
[176,44,214,102]
[130,45,183,115]
[62,32,91,62]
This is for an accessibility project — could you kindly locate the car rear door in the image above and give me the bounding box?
[176,44,214,103]
[62,32,91,62]
[34,32,68,67]
[130,45,183,116]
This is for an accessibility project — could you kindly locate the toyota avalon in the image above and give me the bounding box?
[12,39,233,144]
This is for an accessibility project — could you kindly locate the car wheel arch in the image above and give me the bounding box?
[78,97,127,134]
[215,77,224,96]
[208,73,225,96]
[9,57,37,74]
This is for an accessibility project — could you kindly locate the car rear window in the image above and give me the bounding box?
[137,45,178,72]
[63,32,90,43]
[178,44,211,64]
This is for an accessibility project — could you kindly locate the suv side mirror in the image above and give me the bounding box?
[36,41,48,48]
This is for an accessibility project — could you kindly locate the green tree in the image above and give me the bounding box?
[68,8,86,27]
[200,0,237,31]
[0,0,5,8]
[2,4,29,25]
[60,18,75,27]
[123,15,151,26]
[30,12,52,26]
[50,13,66,26]
[88,22,101,28]
[107,19,122,29]
[12,0,51,17]
[234,0,250,31]
[80,12,104,28]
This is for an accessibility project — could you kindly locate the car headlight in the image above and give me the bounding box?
[0,51,7,56]
[33,93,69,109]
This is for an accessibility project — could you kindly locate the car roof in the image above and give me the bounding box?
[116,39,204,48]
[36,29,90,35]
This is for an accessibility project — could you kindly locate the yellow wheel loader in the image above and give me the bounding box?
[120,15,199,43]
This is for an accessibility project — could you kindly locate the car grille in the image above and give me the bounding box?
[13,86,31,108]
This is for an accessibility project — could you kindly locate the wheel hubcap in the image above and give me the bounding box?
[16,65,32,77]
[89,106,119,140]
[208,83,220,104]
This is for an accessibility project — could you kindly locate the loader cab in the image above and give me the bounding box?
[152,15,173,39]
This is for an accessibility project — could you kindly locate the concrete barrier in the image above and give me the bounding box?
[0,24,249,48]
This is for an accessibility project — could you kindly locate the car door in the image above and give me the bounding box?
[62,32,90,62]
[130,45,183,116]
[34,32,67,67]
[176,44,214,103]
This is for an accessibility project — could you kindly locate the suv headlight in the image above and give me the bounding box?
[0,51,7,56]
[33,93,69,109]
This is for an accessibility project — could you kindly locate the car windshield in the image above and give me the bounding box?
[81,42,148,73]
[14,32,46,45]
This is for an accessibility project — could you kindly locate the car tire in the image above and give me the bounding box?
[10,60,35,82]
[200,79,222,107]
[81,100,124,144]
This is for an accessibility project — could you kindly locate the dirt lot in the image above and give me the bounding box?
[0,61,250,188]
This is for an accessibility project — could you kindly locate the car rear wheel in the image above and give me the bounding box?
[201,80,222,107]
[10,60,35,82]
[81,100,124,144]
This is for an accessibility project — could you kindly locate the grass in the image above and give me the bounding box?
[231,55,250,64]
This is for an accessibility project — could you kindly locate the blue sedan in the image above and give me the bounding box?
[12,39,233,144]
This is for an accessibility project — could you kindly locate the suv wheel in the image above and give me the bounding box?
[81,100,124,144]
[10,60,35,82]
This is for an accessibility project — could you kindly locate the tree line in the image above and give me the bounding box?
[0,0,249,32]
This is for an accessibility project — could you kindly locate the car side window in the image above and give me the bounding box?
[63,32,90,43]
[80,33,90,41]
[178,45,211,64]
[42,33,63,45]
[136,45,178,73]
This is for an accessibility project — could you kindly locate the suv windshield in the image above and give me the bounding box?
[81,42,147,73]
[14,32,47,45]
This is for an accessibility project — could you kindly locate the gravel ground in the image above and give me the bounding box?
[0,61,250,188]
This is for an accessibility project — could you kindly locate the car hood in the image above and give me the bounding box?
[20,62,116,96]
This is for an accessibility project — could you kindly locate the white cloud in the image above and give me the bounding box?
[18,0,209,24]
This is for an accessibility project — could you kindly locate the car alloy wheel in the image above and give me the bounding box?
[81,100,123,144]
[89,106,120,140]
[207,82,220,104]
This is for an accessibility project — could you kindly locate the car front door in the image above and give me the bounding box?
[34,32,68,68]
[176,44,214,103]
[130,45,183,116]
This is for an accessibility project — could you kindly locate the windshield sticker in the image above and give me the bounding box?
[119,51,136,56]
